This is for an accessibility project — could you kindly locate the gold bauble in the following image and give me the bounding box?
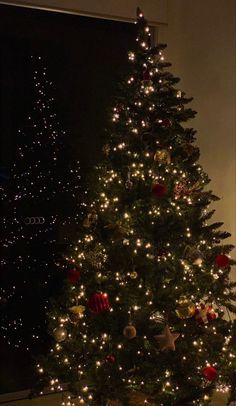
[53,326,67,342]
[175,296,195,319]
[69,305,85,315]
[130,271,138,279]
[69,305,85,323]
[123,325,137,339]
[154,149,171,165]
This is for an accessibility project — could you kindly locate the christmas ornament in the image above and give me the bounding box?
[191,249,204,265]
[174,181,201,199]
[207,305,219,321]
[106,355,116,363]
[215,254,230,268]
[123,325,137,339]
[130,271,138,279]
[202,366,217,381]
[83,211,97,228]
[175,296,195,319]
[86,244,106,269]
[154,149,171,165]
[142,68,151,82]
[104,223,126,242]
[150,311,166,324]
[125,172,133,190]
[174,181,187,199]
[154,325,180,351]
[53,327,67,342]
[152,183,167,199]
[184,246,204,265]
[162,118,172,128]
[67,268,81,284]
[88,292,110,314]
[195,303,218,325]
[69,305,85,323]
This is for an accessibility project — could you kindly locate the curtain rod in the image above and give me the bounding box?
[0,1,167,26]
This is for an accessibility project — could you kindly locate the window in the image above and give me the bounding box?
[0,4,135,394]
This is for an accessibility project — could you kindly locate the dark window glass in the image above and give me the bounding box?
[0,4,135,393]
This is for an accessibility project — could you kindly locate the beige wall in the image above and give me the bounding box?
[160,0,236,277]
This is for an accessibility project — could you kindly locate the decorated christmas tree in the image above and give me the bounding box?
[38,10,236,405]
[0,56,81,351]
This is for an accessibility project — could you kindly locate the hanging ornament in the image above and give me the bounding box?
[174,180,187,199]
[67,268,81,284]
[174,181,201,199]
[152,183,167,199]
[83,211,97,228]
[202,366,217,381]
[215,254,230,268]
[195,303,218,325]
[104,223,126,242]
[85,244,106,269]
[154,149,171,165]
[161,118,172,128]
[154,325,180,351]
[150,310,166,325]
[207,305,219,322]
[53,326,67,342]
[191,249,204,266]
[129,271,138,279]
[184,246,204,266]
[88,292,110,314]
[69,305,85,323]
[176,296,195,319]
[106,355,116,363]
[123,324,137,339]
[125,172,133,190]
[142,68,151,82]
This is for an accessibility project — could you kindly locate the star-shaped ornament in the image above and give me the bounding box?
[154,325,180,351]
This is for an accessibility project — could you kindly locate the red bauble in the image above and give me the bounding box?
[106,355,115,363]
[202,366,217,381]
[143,68,151,81]
[215,254,230,268]
[152,183,167,199]
[162,118,172,128]
[67,268,81,284]
[88,292,110,314]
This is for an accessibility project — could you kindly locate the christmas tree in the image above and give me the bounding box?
[0,56,81,351]
[38,10,236,405]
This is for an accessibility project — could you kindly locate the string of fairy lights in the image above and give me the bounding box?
[36,9,236,406]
